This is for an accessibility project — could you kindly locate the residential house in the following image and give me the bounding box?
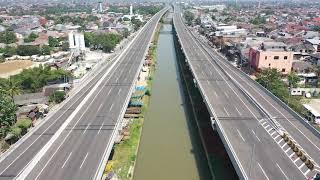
[305,37,320,52]
[248,41,294,74]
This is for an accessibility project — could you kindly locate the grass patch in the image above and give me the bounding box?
[111,118,143,179]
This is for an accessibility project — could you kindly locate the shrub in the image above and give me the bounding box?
[10,126,22,139]
[49,91,66,103]
[145,89,151,96]
[16,119,32,135]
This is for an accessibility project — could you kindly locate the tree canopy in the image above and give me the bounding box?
[0,30,17,44]
[2,65,71,93]
[24,32,39,43]
[256,69,306,116]
[0,92,17,138]
[84,32,122,53]
[184,11,195,25]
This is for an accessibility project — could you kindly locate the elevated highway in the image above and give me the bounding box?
[0,8,167,180]
[173,5,320,180]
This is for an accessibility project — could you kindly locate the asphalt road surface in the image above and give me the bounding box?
[0,8,167,180]
[173,5,319,180]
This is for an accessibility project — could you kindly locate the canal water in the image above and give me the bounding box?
[133,19,212,179]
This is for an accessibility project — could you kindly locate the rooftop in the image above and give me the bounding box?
[303,99,320,117]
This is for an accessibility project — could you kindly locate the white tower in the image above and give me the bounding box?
[68,32,75,49]
[130,4,133,16]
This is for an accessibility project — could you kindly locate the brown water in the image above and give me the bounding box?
[133,22,212,180]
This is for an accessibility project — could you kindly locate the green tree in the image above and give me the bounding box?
[24,32,39,43]
[131,17,143,31]
[16,45,40,56]
[122,28,130,38]
[40,45,52,55]
[183,11,195,25]
[195,17,201,25]
[123,17,130,21]
[0,30,17,44]
[2,46,17,57]
[256,69,288,99]
[15,118,32,135]
[61,42,69,51]
[0,77,21,101]
[0,92,17,137]
[288,72,300,88]
[49,91,66,103]
[48,36,59,47]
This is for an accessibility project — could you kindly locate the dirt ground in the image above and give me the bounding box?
[0,60,34,78]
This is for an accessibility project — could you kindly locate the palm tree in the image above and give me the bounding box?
[0,77,21,103]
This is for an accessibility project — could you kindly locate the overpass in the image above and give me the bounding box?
[0,8,168,180]
[173,5,320,180]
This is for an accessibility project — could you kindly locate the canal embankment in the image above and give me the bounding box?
[133,12,212,180]
[102,18,162,180]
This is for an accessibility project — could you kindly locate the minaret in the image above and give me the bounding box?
[130,4,133,16]
[98,1,103,13]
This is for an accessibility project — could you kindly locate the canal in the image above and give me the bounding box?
[133,16,212,180]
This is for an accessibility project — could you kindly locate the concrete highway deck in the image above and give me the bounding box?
[174,6,319,180]
[0,8,167,180]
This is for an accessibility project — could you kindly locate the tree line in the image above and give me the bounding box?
[84,32,122,53]
[256,69,306,117]
[0,65,71,143]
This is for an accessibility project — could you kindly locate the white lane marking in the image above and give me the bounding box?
[285,147,291,153]
[217,50,320,153]
[80,153,89,169]
[82,122,92,135]
[259,119,265,122]
[109,103,114,112]
[281,143,287,149]
[293,157,300,163]
[274,134,280,140]
[61,152,73,169]
[277,138,284,144]
[270,131,277,136]
[237,129,246,142]
[276,163,289,180]
[214,91,218,97]
[118,88,122,95]
[267,128,273,133]
[289,152,295,158]
[304,169,310,176]
[235,107,242,116]
[261,122,267,126]
[223,107,230,116]
[264,124,270,129]
[298,163,305,169]
[258,163,270,180]
[97,121,104,135]
[107,88,112,97]
[224,91,228,97]
[20,38,131,179]
[251,130,261,142]
[97,104,103,112]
